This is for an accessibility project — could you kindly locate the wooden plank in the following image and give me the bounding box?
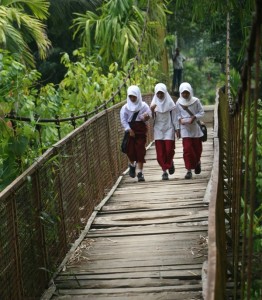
[59,264,204,276]
[52,291,203,300]
[100,202,208,212]
[92,211,209,226]
[55,277,202,289]
[65,256,205,269]
[53,284,203,295]
[87,224,208,238]
[77,233,207,247]
[56,269,202,281]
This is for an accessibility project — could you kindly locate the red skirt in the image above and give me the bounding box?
[126,122,147,163]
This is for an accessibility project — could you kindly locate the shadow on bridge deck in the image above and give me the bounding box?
[44,109,214,300]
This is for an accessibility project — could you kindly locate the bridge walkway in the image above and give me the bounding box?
[48,123,214,300]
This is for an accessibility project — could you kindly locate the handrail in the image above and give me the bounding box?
[205,2,261,299]
[205,89,223,300]
[0,94,154,300]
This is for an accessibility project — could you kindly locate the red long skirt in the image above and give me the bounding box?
[126,122,147,163]
[182,137,202,170]
[155,140,175,171]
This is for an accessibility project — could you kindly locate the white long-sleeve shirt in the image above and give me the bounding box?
[173,54,186,69]
[176,98,204,138]
[153,108,179,140]
[120,102,151,131]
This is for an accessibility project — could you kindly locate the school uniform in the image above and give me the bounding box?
[120,102,151,163]
[151,83,179,175]
[177,82,205,172]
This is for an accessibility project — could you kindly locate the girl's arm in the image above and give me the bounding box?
[194,100,205,119]
[120,107,131,131]
[141,103,152,121]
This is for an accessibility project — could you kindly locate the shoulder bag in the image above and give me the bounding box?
[180,105,207,142]
[121,110,140,153]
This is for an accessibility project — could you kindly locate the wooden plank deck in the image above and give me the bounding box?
[49,125,214,300]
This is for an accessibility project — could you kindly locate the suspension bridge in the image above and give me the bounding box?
[0,2,261,300]
[41,106,214,300]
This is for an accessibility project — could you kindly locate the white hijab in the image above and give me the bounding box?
[151,83,175,113]
[177,82,197,106]
[126,85,143,112]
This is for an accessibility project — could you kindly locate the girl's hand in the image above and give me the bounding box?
[151,104,157,113]
[180,117,195,124]
[129,129,135,137]
[143,113,150,121]
[176,129,181,139]
[188,116,196,124]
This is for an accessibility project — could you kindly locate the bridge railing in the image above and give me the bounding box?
[206,2,261,298]
[0,95,154,300]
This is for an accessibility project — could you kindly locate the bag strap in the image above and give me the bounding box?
[180,104,202,127]
[180,104,194,116]
[131,110,140,122]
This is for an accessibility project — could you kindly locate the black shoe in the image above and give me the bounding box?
[195,163,201,174]
[137,172,145,182]
[168,162,175,175]
[129,164,136,178]
[185,171,192,179]
[162,172,169,180]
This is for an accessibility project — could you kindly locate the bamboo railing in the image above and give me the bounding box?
[206,1,262,299]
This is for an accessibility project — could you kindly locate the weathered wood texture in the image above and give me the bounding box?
[51,123,214,300]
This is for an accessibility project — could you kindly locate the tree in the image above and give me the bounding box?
[71,0,170,69]
[72,0,144,66]
[167,0,254,71]
[0,0,51,68]
[37,0,104,84]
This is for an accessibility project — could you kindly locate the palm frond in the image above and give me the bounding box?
[0,5,51,66]
[1,0,49,19]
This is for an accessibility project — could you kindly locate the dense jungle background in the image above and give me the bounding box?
[0,1,261,298]
[0,0,260,193]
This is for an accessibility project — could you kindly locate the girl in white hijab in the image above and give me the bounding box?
[150,83,180,180]
[120,85,151,182]
[176,82,205,179]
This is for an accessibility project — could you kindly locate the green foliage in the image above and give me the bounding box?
[72,0,145,66]
[0,49,159,191]
[167,0,255,72]
[0,0,51,67]
[218,68,241,99]
[0,50,42,189]
[59,51,125,114]
[72,0,168,69]
[239,99,262,299]
[123,57,160,93]
[173,53,221,105]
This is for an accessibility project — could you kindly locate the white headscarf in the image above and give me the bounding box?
[151,83,175,113]
[126,85,143,112]
[177,82,197,106]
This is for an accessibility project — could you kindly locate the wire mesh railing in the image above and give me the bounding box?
[0,95,154,300]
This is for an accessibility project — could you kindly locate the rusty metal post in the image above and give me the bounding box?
[70,113,76,129]
[55,115,61,140]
